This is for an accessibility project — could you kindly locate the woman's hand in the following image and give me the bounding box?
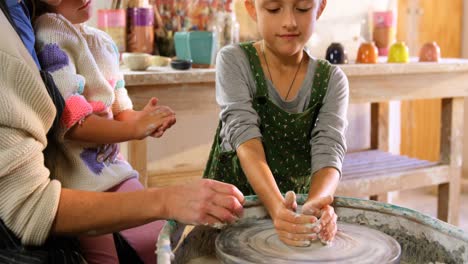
[163,179,244,225]
[302,195,337,243]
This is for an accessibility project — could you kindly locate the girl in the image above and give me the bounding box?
[0,1,244,263]
[33,0,176,262]
[205,0,348,246]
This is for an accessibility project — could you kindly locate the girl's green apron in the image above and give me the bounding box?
[204,42,332,195]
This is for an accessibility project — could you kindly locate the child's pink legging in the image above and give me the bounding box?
[79,178,165,264]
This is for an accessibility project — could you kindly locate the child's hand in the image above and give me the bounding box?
[131,98,176,140]
[270,192,320,247]
[145,98,176,138]
[302,195,337,244]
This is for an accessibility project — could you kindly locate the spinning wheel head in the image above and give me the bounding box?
[216,219,401,263]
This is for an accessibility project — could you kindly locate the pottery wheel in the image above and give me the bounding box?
[216,219,401,264]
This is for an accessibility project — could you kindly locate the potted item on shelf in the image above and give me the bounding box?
[151,0,187,57]
[174,31,217,67]
[372,10,396,56]
[97,9,127,52]
[419,42,441,62]
[326,42,348,64]
[356,42,378,64]
[122,52,152,71]
[127,6,155,54]
[387,41,409,63]
[170,59,192,70]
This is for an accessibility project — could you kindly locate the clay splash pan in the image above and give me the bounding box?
[157,195,468,264]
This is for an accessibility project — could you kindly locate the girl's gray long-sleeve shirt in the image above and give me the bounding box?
[216,44,349,176]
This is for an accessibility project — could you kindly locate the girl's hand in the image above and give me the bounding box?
[302,195,337,243]
[143,98,176,138]
[130,98,176,140]
[271,191,320,247]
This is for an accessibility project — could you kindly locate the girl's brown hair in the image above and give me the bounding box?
[31,0,53,21]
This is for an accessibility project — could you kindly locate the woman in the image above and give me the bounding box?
[0,0,244,262]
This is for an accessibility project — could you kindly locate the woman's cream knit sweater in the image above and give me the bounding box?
[0,11,61,246]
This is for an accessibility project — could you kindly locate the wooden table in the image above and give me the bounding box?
[124,59,468,225]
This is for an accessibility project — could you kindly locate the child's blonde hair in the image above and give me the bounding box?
[244,0,325,23]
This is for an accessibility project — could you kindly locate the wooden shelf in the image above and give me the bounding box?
[123,59,468,84]
[338,150,446,197]
[146,150,448,199]
[124,59,468,104]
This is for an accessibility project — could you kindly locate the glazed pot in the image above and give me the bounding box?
[387,42,409,63]
[419,42,441,62]
[356,42,378,64]
[326,42,348,64]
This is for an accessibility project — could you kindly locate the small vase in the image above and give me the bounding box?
[326,43,348,64]
[356,42,378,64]
[387,42,409,63]
[419,42,441,62]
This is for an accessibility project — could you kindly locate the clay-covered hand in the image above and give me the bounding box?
[96,143,120,164]
[164,179,244,226]
[302,195,337,243]
[132,98,176,140]
[150,113,177,138]
[140,97,177,138]
[271,191,320,247]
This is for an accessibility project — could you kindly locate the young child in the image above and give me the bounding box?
[204,0,348,246]
[33,0,176,263]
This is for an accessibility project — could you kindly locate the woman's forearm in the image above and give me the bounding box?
[52,187,167,236]
[52,179,245,236]
[236,138,284,215]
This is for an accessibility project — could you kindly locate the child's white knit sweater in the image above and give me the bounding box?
[35,13,137,191]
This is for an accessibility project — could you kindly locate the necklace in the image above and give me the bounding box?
[261,41,304,101]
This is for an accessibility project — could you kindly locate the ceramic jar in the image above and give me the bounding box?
[97,9,126,52]
[372,11,396,56]
[326,42,348,64]
[387,42,409,63]
[419,42,441,62]
[356,42,378,64]
[127,7,154,54]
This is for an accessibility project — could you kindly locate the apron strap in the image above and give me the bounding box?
[238,42,269,100]
[307,59,332,109]
[202,120,222,177]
